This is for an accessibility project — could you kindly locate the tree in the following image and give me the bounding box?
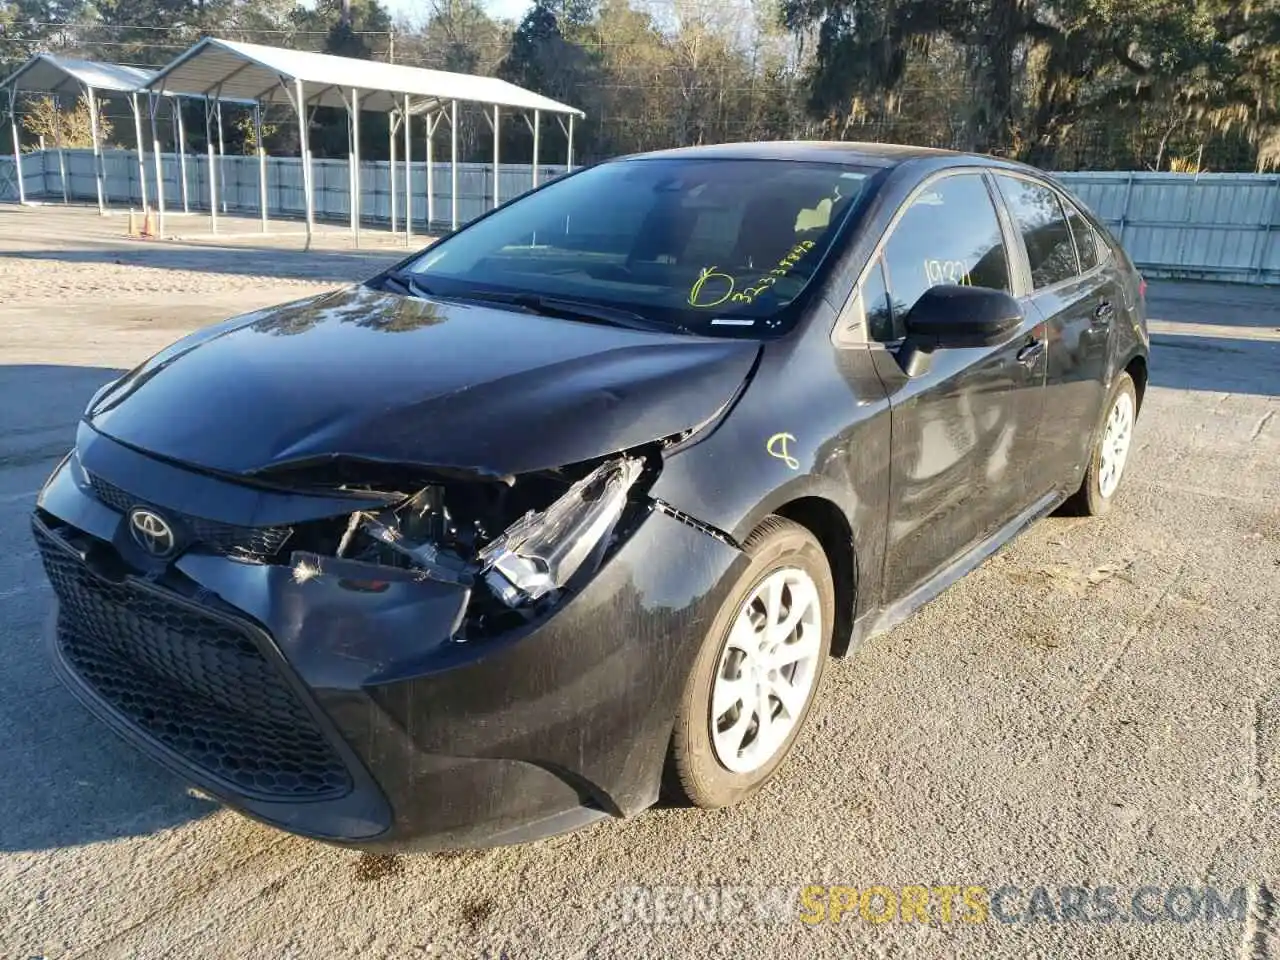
[90,0,205,65]
[19,93,111,146]
[232,109,275,153]
[388,0,511,163]
[0,0,92,73]
[2,0,1272,172]
[284,0,393,158]
[289,0,392,58]
[499,0,572,98]
[583,0,671,155]
[401,0,508,75]
[781,0,1280,169]
[495,0,600,161]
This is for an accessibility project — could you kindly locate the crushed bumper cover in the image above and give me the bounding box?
[33,442,745,851]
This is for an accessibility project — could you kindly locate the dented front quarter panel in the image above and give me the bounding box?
[41,435,748,848]
[177,506,746,845]
[36,284,771,847]
[650,297,893,626]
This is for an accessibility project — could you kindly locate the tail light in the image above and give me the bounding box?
[1138,276,1147,301]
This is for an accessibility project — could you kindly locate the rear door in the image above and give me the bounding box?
[992,174,1116,495]
[862,170,1048,603]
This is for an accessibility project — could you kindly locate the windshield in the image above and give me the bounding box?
[396,157,875,336]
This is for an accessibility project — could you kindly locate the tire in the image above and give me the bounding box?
[666,516,835,808]
[1065,372,1138,517]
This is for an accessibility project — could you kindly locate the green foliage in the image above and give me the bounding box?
[0,0,94,70]
[782,0,1280,169]
[2,0,1273,170]
[289,0,392,57]
[91,0,205,65]
[497,0,599,159]
[232,109,274,152]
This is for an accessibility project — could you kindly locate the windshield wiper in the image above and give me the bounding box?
[378,270,434,300]
[455,290,680,334]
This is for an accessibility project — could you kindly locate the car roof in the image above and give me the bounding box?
[609,140,1044,176]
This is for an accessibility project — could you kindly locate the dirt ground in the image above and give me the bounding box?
[1,205,1278,960]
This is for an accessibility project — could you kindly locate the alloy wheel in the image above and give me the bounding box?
[709,567,822,774]
[1098,390,1135,498]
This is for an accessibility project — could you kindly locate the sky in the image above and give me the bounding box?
[385,0,534,24]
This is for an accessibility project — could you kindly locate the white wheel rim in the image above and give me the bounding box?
[710,567,822,774]
[1098,391,1134,499]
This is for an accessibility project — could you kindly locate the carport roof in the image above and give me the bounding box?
[146,37,586,117]
[0,54,154,96]
[0,52,258,105]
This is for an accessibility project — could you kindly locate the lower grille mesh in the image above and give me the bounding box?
[35,523,352,801]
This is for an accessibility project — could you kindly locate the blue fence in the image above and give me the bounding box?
[0,147,565,230]
[1057,172,1280,285]
[3,151,1277,285]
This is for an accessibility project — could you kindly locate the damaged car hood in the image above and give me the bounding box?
[86,285,760,477]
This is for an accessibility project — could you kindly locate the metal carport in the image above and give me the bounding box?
[2,54,153,215]
[1,52,257,222]
[145,37,586,245]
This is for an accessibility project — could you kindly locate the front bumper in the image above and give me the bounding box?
[33,437,745,851]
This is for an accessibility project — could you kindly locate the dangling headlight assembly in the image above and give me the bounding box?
[478,457,645,607]
[315,455,650,618]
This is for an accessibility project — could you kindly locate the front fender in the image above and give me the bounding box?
[649,328,891,620]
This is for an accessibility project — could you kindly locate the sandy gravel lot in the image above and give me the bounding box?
[1,205,1278,960]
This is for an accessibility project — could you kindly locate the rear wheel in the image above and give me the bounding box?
[667,517,834,808]
[1066,372,1138,517]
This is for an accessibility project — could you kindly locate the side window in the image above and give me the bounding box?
[996,175,1080,288]
[860,256,893,342]
[876,173,1011,340]
[1063,199,1099,272]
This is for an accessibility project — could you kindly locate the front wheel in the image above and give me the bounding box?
[666,516,834,808]
[1066,372,1138,517]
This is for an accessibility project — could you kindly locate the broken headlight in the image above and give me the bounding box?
[332,455,646,611]
[478,457,644,606]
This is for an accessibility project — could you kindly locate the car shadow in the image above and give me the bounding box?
[1142,280,1280,397]
[0,241,406,285]
[0,670,220,852]
[1148,333,1280,397]
[1145,278,1280,332]
[0,364,218,851]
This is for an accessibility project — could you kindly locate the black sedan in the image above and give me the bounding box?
[33,142,1149,851]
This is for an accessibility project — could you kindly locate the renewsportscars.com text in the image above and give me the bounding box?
[615,884,1249,926]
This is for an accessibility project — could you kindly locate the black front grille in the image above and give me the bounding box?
[35,523,352,801]
[87,472,293,560]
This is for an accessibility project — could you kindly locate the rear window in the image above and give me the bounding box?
[1064,200,1100,271]
[996,175,1080,289]
[404,157,875,336]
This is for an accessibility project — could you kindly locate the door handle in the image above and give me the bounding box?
[1016,339,1045,367]
[1094,300,1115,324]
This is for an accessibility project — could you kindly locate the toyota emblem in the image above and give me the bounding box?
[129,508,176,558]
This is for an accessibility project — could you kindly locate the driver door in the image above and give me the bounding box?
[864,171,1048,604]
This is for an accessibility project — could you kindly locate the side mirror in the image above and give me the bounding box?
[903,284,1023,348]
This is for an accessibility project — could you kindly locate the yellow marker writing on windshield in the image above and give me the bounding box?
[688,266,735,308]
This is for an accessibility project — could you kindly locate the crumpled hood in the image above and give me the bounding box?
[86,285,759,477]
